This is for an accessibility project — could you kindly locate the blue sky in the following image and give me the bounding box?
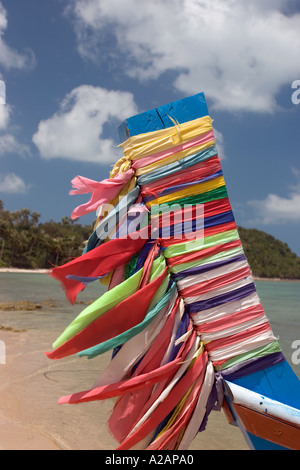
[0,0,300,254]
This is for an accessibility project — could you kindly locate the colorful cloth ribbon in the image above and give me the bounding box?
[47,94,284,450]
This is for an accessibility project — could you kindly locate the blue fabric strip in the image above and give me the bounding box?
[137,145,218,186]
[221,352,285,382]
[186,282,257,314]
[159,210,235,239]
[173,254,247,280]
[66,274,108,285]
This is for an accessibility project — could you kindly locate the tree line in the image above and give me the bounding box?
[0,201,93,269]
[0,201,300,278]
[238,226,300,279]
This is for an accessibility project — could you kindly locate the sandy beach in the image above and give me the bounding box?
[0,305,248,451]
[1,266,300,450]
[0,268,48,274]
[0,267,299,450]
[0,324,119,450]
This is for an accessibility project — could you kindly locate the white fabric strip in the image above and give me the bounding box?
[178,361,215,450]
[127,336,201,437]
[176,259,250,291]
[169,245,245,274]
[175,329,193,346]
[192,292,261,325]
[200,316,268,342]
[160,298,185,366]
[92,291,178,388]
[208,331,278,362]
[184,275,254,305]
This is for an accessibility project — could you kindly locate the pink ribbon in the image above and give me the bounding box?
[132,131,214,170]
[69,169,134,219]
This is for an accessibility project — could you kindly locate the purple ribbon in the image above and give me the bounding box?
[198,352,285,433]
[173,254,247,280]
[186,282,256,314]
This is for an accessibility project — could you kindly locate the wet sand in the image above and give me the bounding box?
[0,310,249,451]
[0,323,118,450]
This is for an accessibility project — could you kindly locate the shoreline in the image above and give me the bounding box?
[0,268,48,274]
[1,267,300,282]
[253,276,300,283]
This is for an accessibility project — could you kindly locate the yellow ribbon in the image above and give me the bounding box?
[110,155,132,178]
[120,115,213,162]
[110,115,213,181]
[146,175,225,208]
[135,139,215,176]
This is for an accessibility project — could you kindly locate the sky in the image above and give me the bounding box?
[0,0,300,254]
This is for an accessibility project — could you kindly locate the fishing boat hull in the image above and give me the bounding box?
[223,361,300,450]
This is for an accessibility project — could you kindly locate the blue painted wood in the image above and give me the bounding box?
[118,107,165,142]
[232,361,300,410]
[246,433,289,450]
[118,92,208,142]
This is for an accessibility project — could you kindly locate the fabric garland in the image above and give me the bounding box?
[46,93,285,450]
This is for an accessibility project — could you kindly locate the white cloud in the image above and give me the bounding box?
[0,2,33,196]
[0,2,35,71]
[32,85,138,163]
[0,104,30,157]
[0,133,30,157]
[0,130,30,194]
[248,169,300,224]
[0,172,28,194]
[66,0,300,113]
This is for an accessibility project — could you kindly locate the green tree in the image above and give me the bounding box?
[0,201,12,264]
[1,200,299,278]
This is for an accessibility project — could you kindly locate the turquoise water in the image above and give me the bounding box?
[0,272,107,337]
[255,280,300,377]
[0,273,299,377]
[0,272,106,306]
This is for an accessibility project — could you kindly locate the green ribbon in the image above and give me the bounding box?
[78,281,176,359]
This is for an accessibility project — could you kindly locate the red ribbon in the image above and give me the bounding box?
[46,266,168,360]
[50,226,150,304]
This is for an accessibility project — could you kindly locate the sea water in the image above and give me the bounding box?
[255,280,300,378]
[0,272,107,336]
[0,273,299,377]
